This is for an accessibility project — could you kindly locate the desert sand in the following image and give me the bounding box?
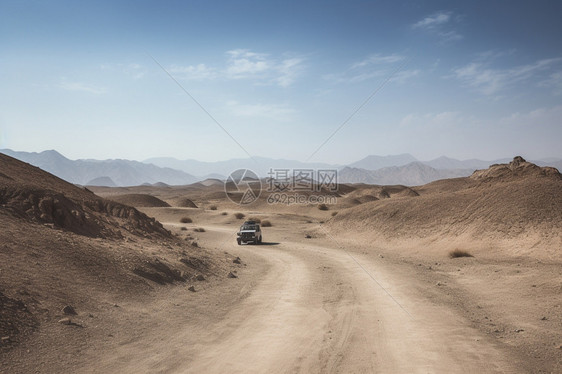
[1,155,561,373]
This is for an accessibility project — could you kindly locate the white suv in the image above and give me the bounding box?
[237,221,262,245]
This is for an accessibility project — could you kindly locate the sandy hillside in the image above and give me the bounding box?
[107,193,171,208]
[0,154,236,373]
[328,156,562,259]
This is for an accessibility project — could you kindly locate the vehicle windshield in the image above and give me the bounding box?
[241,225,257,231]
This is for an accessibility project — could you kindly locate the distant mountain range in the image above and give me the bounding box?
[2,149,560,187]
[144,156,337,179]
[342,155,562,185]
[0,149,197,187]
[349,153,510,171]
[339,163,474,186]
[348,153,418,170]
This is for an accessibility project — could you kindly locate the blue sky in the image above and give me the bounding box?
[1,0,561,163]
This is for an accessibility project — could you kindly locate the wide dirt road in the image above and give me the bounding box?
[90,223,522,373]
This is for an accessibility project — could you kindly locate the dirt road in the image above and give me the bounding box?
[83,222,523,374]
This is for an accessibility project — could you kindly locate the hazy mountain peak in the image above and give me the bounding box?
[1,149,197,187]
[339,161,474,186]
[348,153,418,171]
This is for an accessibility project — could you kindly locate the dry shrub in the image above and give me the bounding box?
[221,212,228,216]
[180,227,188,231]
[234,213,245,219]
[318,203,329,211]
[331,211,338,216]
[194,227,206,232]
[248,217,261,223]
[209,205,217,210]
[449,249,474,258]
[180,217,192,223]
[261,220,272,227]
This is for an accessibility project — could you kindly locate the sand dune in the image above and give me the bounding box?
[170,197,199,208]
[330,157,562,258]
[0,154,232,372]
[108,194,171,208]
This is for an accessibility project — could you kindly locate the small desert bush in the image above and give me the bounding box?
[449,249,474,259]
[331,211,338,217]
[234,213,245,219]
[221,212,228,215]
[180,227,188,231]
[180,217,192,223]
[248,217,261,223]
[209,205,217,210]
[318,203,329,211]
[194,227,206,232]
[261,220,272,227]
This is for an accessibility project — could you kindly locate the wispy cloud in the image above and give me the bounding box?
[474,49,517,62]
[351,54,405,69]
[452,57,562,95]
[538,70,562,95]
[402,105,562,134]
[276,57,304,87]
[400,111,463,128]
[499,105,562,130]
[169,63,216,80]
[225,49,304,86]
[101,63,147,80]
[438,30,463,43]
[59,80,106,94]
[412,11,451,29]
[325,53,416,84]
[225,49,271,78]
[325,70,385,84]
[412,11,462,44]
[123,63,147,80]
[225,100,296,120]
[169,49,304,87]
[390,69,420,83]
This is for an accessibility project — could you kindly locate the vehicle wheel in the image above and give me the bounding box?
[237,239,241,245]
[258,237,262,244]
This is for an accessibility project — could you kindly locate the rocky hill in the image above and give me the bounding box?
[0,153,228,364]
[330,157,562,258]
[0,153,171,238]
